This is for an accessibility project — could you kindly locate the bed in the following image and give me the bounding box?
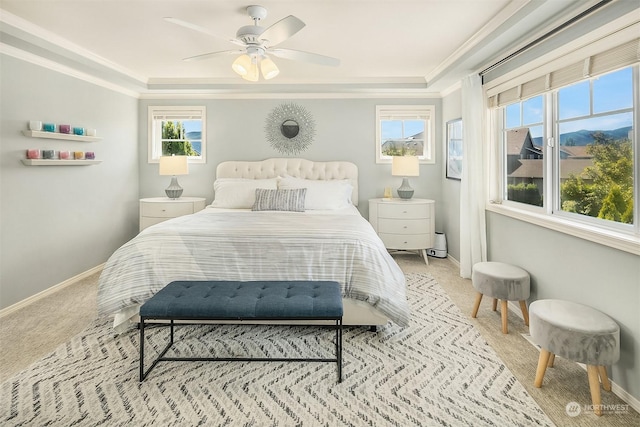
[97,158,409,333]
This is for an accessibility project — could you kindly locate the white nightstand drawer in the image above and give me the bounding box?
[379,233,431,250]
[378,218,429,234]
[139,197,206,232]
[141,202,194,218]
[378,203,429,219]
[140,216,169,230]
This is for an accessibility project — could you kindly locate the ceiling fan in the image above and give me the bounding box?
[164,5,340,81]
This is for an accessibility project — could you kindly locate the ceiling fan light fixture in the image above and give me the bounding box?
[242,60,260,82]
[260,57,279,80]
[231,54,252,76]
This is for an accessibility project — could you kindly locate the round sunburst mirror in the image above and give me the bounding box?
[265,103,315,155]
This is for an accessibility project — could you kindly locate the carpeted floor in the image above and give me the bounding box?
[2,272,553,426]
[0,256,638,426]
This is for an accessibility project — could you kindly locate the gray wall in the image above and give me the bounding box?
[440,88,462,261]
[0,55,139,309]
[487,212,640,399]
[138,98,444,222]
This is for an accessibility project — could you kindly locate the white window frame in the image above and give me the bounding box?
[375,105,435,164]
[148,106,206,164]
[488,65,639,256]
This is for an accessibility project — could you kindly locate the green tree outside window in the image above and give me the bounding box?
[162,121,197,156]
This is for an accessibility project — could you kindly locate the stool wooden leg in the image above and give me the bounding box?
[587,365,603,416]
[501,300,508,334]
[547,353,555,368]
[519,300,529,326]
[471,293,483,318]
[492,298,498,311]
[598,366,611,391]
[534,349,551,387]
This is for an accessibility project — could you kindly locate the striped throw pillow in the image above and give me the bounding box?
[252,188,307,212]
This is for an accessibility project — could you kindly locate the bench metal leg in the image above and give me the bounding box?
[140,318,344,383]
[337,319,343,383]
[140,319,175,382]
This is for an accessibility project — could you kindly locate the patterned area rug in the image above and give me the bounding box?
[1,273,554,426]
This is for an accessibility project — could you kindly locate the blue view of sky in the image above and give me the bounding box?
[506,67,633,137]
[182,120,201,135]
[381,120,424,139]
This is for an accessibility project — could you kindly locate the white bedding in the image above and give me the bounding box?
[97,206,409,332]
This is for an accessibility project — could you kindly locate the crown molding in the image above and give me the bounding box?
[0,9,148,85]
[2,7,446,100]
[424,0,532,87]
[0,43,140,98]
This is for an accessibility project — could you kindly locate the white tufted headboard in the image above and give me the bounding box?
[216,158,359,206]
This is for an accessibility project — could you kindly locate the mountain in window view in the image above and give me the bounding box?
[532,126,632,146]
[186,131,202,155]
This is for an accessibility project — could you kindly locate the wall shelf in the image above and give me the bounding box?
[21,159,102,166]
[22,130,101,142]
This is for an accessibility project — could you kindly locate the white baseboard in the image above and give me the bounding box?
[0,264,104,318]
[520,315,640,413]
[446,254,460,267]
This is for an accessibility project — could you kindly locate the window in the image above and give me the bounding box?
[376,105,435,164]
[148,106,206,163]
[503,96,544,207]
[497,65,637,233]
[557,68,634,224]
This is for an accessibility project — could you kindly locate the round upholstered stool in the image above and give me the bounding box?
[529,299,620,416]
[471,262,530,334]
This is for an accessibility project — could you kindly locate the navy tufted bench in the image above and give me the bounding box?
[139,280,344,382]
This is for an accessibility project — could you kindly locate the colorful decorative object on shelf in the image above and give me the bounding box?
[74,151,84,160]
[42,150,56,159]
[59,150,70,160]
[59,124,71,134]
[85,151,95,160]
[43,123,56,132]
[26,149,41,159]
[73,127,84,136]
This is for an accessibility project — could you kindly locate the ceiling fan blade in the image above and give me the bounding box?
[183,50,244,62]
[164,17,245,46]
[270,49,340,67]
[259,15,305,46]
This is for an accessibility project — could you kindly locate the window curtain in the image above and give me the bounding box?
[460,74,488,278]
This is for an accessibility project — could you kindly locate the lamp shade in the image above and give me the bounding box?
[232,54,252,76]
[260,57,280,80]
[242,62,259,82]
[392,156,419,177]
[159,155,188,176]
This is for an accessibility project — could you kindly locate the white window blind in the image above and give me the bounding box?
[377,107,433,120]
[488,38,640,108]
[152,111,203,120]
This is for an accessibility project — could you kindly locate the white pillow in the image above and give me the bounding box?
[277,176,353,210]
[211,178,278,209]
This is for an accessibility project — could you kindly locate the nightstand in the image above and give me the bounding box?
[368,198,435,264]
[139,197,206,231]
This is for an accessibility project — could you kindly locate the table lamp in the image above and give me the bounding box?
[392,156,419,199]
[159,155,189,199]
